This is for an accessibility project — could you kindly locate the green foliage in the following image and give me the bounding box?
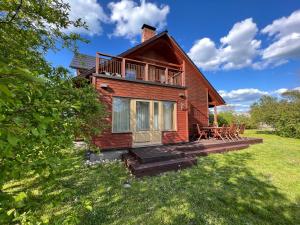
[0,1,107,223]
[1,131,300,224]
[0,0,87,77]
[0,68,107,223]
[209,110,257,128]
[250,91,300,138]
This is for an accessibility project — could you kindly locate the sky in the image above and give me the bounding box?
[46,0,300,112]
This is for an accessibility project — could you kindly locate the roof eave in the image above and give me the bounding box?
[168,35,226,105]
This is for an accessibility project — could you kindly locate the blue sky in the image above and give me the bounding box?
[46,0,300,112]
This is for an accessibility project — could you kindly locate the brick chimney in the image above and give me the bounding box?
[141,24,156,42]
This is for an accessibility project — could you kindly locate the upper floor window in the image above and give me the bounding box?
[125,69,136,80]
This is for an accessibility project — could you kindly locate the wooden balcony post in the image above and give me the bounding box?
[144,63,149,81]
[92,75,97,87]
[121,58,126,78]
[165,67,168,84]
[213,105,218,127]
[182,60,186,86]
[95,53,99,74]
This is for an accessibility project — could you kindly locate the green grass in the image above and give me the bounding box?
[2,130,300,224]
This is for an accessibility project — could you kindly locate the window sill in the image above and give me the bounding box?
[111,131,132,134]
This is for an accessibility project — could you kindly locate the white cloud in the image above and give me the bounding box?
[188,18,261,71]
[218,87,300,112]
[294,87,300,91]
[108,0,169,41]
[273,88,288,95]
[262,33,300,60]
[189,10,300,71]
[187,38,220,70]
[261,10,300,62]
[63,0,108,36]
[218,104,251,113]
[262,10,300,38]
[219,88,268,103]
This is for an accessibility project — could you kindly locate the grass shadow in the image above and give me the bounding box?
[256,130,276,135]
[2,147,300,224]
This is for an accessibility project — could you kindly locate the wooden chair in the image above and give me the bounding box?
[196,124,208,141]
[220,125,231,142]
[229,124,239,140]
[212,126,224,141]
[217,125,227,142]
[237,124,246,139]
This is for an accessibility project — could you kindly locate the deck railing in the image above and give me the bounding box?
[95,52,185,86]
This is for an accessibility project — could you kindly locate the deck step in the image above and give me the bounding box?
[174,139,252,151]
[129,148,184,164]
[121,138,263,177]
[184,144,249,157]
[123,154,197,177]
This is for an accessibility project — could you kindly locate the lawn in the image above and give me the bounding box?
[2,130,300,224]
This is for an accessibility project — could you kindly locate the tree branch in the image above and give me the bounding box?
[0,0,23,24]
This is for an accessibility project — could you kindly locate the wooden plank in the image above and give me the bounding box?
[121,58,126,78]
[182,60,186,86]
[95,54,99,74]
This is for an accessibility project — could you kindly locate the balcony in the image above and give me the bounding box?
[95,52,185,87]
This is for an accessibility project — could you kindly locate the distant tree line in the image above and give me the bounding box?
[210,90,300,139]
[250,90,300,138]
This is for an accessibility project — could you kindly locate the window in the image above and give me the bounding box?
[136,101,150,131]
[112,97,130,132]
[125,69,136,80]
[153,102,159,130]
[163,101,175,130]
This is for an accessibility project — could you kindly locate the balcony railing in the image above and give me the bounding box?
[95,52,184,86]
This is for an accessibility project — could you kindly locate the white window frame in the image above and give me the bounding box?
[112,97,131,133]
[162,101,177,131]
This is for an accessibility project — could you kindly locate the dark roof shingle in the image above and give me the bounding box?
[70,53,95,70]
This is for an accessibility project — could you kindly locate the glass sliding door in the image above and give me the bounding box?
[163,101,175,131]
[136,101,150,131]
[153,102,159,130]
[132,99,175,146]
[112,97,130,132]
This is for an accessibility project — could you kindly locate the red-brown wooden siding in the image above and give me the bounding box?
[185,61,209,136]
[124,37,210,138]
[92,76,189,149]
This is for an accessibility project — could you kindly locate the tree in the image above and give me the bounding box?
[250,91,300,138]
[0,1,106,223]
[209,110,256,128]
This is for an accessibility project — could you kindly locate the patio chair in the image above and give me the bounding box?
[219,124,230,142]
[237,124,246,139]
[220,125,231,142]
[196,124,208,141]
[228,124,239,141]
[212,126,224,141]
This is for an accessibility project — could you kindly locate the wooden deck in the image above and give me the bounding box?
[122,137,263,177]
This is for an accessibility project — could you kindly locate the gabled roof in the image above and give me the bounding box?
[118,31,168,57]
[119,31,225,105]
[70,53,95,70]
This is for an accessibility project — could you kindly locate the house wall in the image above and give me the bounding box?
[125,38,210,140]
[184,61,209,138]
[92,76,189,150]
